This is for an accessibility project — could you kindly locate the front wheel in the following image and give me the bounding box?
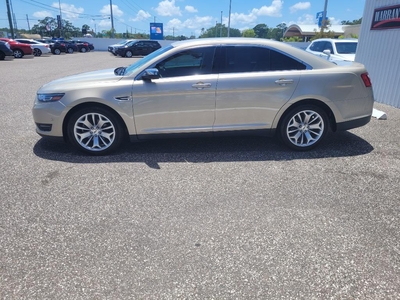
[279,105,328,151]
[53,48,61,55]
[67,107,124,155]
[80,47,87,53]
[33,48,42,56]
[67,47,74,54]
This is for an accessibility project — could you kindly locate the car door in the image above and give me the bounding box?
[132,46,218,137]
[214,46,304,132]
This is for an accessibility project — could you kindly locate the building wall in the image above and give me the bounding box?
[356,0,400,108]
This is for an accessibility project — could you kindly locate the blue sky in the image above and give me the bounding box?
[3,0,366,36]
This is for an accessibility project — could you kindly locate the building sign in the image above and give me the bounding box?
[150,23,163,40]
[315,11,328,27]
[371,4,400,30]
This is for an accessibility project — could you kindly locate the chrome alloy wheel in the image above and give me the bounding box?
[73,113,116,152]
[286,110,324,147]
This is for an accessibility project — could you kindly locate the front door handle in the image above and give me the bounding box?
[275,79,294,86]
[192,82,212,89]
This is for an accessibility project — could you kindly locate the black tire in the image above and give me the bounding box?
[33,48,42,56]
[125,50,133,58]
[0,51,5,60]
[80,47,87,53]
[53,48,61,55]
[67,107,124,155]
[279,105,328,151]
[67,47,74,54]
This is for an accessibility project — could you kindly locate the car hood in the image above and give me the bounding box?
[39,68,122,93]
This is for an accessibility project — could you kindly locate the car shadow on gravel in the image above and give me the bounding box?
[33,131,374,169]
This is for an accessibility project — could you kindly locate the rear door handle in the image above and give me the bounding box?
[275,79,294,86]
[192,82,212,89]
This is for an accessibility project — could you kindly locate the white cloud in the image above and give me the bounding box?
[131,10,151,22]
[289,13,315,25]
[100,4,123,18]
[33,11,53,19]
[185,6,198,13]
[51,3,84,20]
[155,0,182,17]
[290,2,311,14]
[165,16,214,35]
[98,19,111,29]
[254,0,283,17]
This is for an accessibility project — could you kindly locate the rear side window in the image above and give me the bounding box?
[218,46,306,73]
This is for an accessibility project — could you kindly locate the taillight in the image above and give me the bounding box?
[361,73,372,87]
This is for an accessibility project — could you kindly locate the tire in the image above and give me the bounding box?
[80,47,87,53]
[0,51,5,60]
[13,49,24,58]
[67,47,74,54]
[125,50,133,58]
[279,105,328,151]
[33,48,42,56]
[53,48,61,55]
[67,107,124,155]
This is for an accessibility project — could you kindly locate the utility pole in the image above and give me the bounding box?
[220,11,223,37]
[58,0,63,37]
[110,0,115,38]
[5,0,14,38]
[228,0,232,37]
[321,0,328,34]
[26,14,31,31]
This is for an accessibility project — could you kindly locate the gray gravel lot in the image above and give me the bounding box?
[0,52,399,299]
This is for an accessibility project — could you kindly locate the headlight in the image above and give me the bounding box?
[37,93,65,102]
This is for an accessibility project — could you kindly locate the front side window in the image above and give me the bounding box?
[310,41,323,52]
[155,47,216,77]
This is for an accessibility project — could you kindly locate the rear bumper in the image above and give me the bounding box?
[336,115,371,131]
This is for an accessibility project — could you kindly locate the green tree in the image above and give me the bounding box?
[31,17,80,38]
[199,24,241,38]
[242,29,256,37]
[341,18,362,25]
[253,24,269,38]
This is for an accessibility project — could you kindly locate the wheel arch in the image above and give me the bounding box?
[62,102,129,143]
[275,99,337,134]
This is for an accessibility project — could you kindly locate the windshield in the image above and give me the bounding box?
[124,45,174,76]
[335,42,357,54]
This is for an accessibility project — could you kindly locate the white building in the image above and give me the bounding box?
[356,0,400,108]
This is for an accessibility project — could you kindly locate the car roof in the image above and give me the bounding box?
[171,38,336,69]
[311,38,358,43]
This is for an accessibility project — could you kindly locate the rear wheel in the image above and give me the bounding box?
[67,47,74,54]
[53,48,61,55]
[280,105,328,151]
[125,50,133,58]
[80,47,87,53]
[67,107,124,155]
[0,51,5,60]
[13,49,24,58]
[33,48,42,56]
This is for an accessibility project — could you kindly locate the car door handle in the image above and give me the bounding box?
[192,82,212,89]
[275,79,294,86]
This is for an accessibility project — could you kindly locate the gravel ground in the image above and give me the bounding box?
[0,51,399,299]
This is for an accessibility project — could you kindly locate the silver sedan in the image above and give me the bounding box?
[32,38,374,155]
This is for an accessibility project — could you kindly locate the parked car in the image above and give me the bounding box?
[305,38,358,65]
[0,40,14,60]
[56,40,79,54]
[36,39,67,55]
[68,40,94,52]
[32,38,374,155]
[0,38,33,58]
[15,39,51,56]
[114,40,161,57]
[108,39,133,56]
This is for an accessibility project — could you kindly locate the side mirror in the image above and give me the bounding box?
[323,49,331,56]
[141,68,161,81]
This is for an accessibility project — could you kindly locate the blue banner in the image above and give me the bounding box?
[150,23,163,40]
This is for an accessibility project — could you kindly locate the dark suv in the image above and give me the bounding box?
[0,40,14,60]
[115,40,161,57]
